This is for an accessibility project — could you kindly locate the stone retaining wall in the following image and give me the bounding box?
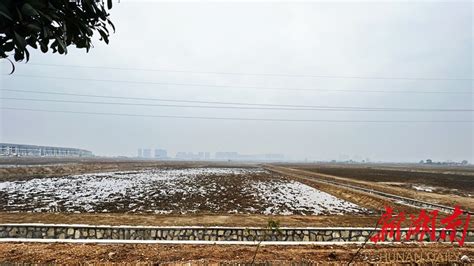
[1,224,473,243]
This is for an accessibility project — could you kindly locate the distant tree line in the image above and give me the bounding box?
[419,159,469,165]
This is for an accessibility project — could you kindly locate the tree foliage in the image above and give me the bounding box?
[0,0,114,64]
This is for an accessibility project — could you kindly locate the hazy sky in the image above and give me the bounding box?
[0,1,473,162]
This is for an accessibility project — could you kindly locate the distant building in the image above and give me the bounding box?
[0,143,93,157]
[213,152,284,161]
[215,152,240,160]
[137,148,143,158]
[175,152,199,160]
[174,151,211,160]
[175,152,187,160]
[154,149,167,159]
[142,149,152,158]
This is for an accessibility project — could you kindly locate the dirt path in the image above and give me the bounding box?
[0,213,381,227]
[264,165,474,228]
[265,166,420,214]
[0,242,472,264]
[266,165,474,212]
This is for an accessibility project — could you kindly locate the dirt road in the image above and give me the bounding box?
[0,242,472,264]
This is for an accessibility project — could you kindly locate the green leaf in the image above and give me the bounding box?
[0,0,114,62]
[0,2,13,20]
[97,28,109,44]
[50,40,58,53]
[36,9,52,22]
[14,49,24,61]
[24,48,30,62]
[86,27,93,36]
[101,24,109,34]
[0,11,12,20]
[15,6,23,21]
[39,42,48,53]
[0,10,12,20]
[27,37,38,49]
[13,32,27,49]
[107,18,115,33]
[28,0,47,9]
[43,27,51,38]
[3,40,14,51]
[26,23,42,32]
[21,3,39,17]
[55,37,67,54]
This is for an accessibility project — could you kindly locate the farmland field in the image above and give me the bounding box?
[0,166,367,215]
[0,159,473,264]
[287,164,474,196]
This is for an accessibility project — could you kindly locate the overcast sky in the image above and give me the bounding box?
[0,1,472,162]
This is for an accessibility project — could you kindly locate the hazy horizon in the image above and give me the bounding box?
[1,1,473,162]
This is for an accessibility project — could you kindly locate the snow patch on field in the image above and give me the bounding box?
[0,167,366,215]
[252,180,365,215]
[412,185,435,192]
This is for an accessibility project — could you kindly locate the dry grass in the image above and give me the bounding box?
[0,242,472,264]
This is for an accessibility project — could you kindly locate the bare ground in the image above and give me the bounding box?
[0,213,381,227]
[0,243,472,264]
[0,167,368,215]
[1,160,473,264]
[0,158,257,181]
[1,161,472,227]
[266,165,474,212]
[304,166,474,193]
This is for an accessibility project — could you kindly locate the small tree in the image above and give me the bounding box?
[250,219,282,264]
[0,0,114,70]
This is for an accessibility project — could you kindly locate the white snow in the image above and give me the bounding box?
[412,185,434,192]
[0,167,366,215]
[251,180,365,215]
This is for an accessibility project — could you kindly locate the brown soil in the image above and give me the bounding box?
[275,162,474,175]
[295,164,474,194]
[266,165,474,212]
[0,243,472,264]
[0,167,367,215]
[265,166,420,214]
[1,161,474,264]
[2,161,472,227]
[0,158,256,181]
[0,212,382,227]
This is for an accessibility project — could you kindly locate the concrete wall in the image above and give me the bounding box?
[1,224,473,243]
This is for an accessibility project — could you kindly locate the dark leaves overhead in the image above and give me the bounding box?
[0,0,114,64]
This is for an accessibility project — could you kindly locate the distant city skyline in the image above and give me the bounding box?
[136,147,285,161]
[0,141,470,164]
